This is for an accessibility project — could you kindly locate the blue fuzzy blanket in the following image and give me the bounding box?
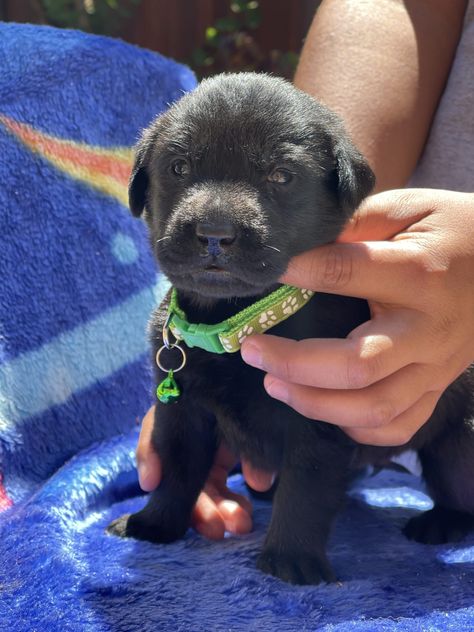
[1,23,473,632]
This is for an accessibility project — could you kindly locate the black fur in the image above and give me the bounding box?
[108,73,474,585]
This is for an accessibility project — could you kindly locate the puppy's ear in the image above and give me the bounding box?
[129,159,148,217]
[332,137,375,214]
[128,130,155,217]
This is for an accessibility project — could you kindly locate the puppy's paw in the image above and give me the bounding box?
[106,509,188,544]
[403,506,474,545]
[256,548,337,585]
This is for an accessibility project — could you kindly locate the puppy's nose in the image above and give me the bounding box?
[195,222,236,247]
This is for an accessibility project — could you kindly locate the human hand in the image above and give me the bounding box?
[137,405,274,539]
[241,189,474,446]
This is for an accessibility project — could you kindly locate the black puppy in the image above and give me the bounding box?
[108,73,474,585]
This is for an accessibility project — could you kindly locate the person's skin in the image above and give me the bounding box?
[137,0,473,539]
[295,0,468,191]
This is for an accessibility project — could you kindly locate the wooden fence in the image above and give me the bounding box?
[1,0,320,66]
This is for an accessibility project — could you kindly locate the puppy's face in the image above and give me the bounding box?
[130,73,374,298]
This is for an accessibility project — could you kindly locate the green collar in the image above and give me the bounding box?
[166,284,314,354]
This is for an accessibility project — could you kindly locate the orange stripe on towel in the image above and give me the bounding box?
[0,115,134,206]
[0,474,13,512]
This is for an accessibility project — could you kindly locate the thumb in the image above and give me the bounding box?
[137,405,162,492]
[241,459,275,492]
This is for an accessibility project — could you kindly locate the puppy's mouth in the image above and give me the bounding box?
[204,264,228,274]
[160,255,283,299]
[190,265,267,297]
[198,264,234,284]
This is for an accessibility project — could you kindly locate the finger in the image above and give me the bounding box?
[338,189,435,242]
[212,491,253,535]
[191,492,226,540]
[343,391,441,446]
[280,239,431,305]
[241,459,275,492]
[263,362,437,429]
[136,405,162,492]
[205,464,254,533]
[241,310,428,390]
[192,441,253,537]
[192,485,253,538]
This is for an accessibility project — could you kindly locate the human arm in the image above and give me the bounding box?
[294,0,468,191]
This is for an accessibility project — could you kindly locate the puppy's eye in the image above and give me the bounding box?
[267,169,293,185]
[171,159,190,177]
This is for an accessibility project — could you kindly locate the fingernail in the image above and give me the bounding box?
[241,341,263,369]
[265,377,288,403]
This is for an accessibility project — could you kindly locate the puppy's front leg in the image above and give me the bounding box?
[108,402,217,543]
[257,427,352,585]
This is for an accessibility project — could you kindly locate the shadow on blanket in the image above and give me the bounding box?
[0,22,473,632]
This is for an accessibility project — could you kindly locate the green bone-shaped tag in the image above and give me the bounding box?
[156,370,181,404]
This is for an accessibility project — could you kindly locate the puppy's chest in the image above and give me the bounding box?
[178,349,292,467]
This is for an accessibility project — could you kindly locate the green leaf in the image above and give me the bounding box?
[205,26,218,43]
